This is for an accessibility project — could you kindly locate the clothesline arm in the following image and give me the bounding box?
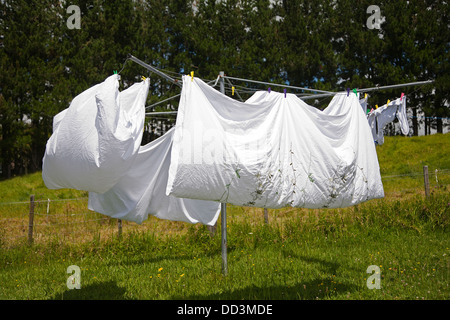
[224,77,244,102]
[128,54,182,88]
[128,54,435,105]
[145,94,181,110]
[145,77,221,112]
[221,75,335,94]
[300,80,435,101]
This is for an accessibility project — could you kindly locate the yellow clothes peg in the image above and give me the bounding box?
[190,71,194,81]
[375,104,378,109]
[232,86,235,96]
[141,76,146,81]
[364,93,367,99]
[387,99,390,106]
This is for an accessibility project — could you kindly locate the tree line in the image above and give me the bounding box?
[0,0,448,179]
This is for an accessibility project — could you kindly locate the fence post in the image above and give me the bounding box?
[118,219,122,240]
[207,223,217,237]
[264,208,269,225]
[28,195,35,245]
[423,165,430,197]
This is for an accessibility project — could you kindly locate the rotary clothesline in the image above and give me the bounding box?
[130,53,434,115]
[42,55,437,276]
[129,55,438,275]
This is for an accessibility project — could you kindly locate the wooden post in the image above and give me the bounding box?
[207,223,217,237]
[264,208,269,225]
[423,166,430,197]
[28,195,35,245]
[118,219,122,239]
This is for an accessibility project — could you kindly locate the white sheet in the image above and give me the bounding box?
[166,76,384,209]
[88,128,221,225]
[42,74,149,193]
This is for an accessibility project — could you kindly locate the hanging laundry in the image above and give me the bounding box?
[166,76,384,209]
[42,74,149,193]
[367,96,409,145]
[359,94,368,114]
[88,128,221,225]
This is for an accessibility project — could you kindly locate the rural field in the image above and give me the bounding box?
[0,134,449,301]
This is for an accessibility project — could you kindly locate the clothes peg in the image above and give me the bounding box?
[353,88,357,96]
[375,105,378,109]
[268,87,271,93]
[400,92,404,101]
[113,70,117,74]
[347,88,350,96]
[364,93,367,99]
[190,71,194,81]
[141,76,146,81]
[232,86,235,96]
[284,89,287,98]
[387,99,390,106]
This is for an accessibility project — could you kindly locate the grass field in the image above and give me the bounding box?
[0,134,449,300]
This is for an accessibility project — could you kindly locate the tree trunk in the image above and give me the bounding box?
[436,118,443,133]
[412,106,418,136]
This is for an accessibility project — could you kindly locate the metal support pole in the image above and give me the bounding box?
[219,71,228,276]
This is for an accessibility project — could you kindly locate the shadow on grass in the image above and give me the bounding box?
[170,278,358,300]
[50,281,130,300]
[172,251,359,299]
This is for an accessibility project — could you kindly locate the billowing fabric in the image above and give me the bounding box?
[166,76,384,209]
[88,128,221,225]
[367,96,409,145]
[42,74,149,193]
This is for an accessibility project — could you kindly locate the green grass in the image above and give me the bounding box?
[0,172,88,203]
[0,194,448,300]
[377,134,449,175]
[0,133,449,300]
[376,133,450,197]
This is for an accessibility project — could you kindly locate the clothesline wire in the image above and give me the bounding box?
[145,75,223,111]
[145,94,181,110]
[222,75,335,94]
[301,80,434,100]
[128,54,182,87]
[128,54,434,99]
[1,170,448,207]
[128,54,439,118]
[128,55,333,99]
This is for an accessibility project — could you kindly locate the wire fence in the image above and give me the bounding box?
[0,197,119,248]
[0,168,448,249]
